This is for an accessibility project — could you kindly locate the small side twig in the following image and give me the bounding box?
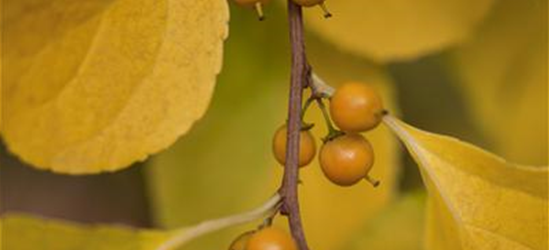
[311,73,335,98]
[157,194,281,250]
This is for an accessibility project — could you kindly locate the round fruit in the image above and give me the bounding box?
[232,0,270,7]
[319,134,374,186]
[330,82,384,132]
[273,125,316,167]
[292,0,324,7]
[247,227,297,250]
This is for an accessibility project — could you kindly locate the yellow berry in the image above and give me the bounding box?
[319,134,374,186]
[247,228,297,250]
[330,82,384,132]
[273,125,317,167]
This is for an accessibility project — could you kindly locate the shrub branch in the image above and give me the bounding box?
[278,1,312,250]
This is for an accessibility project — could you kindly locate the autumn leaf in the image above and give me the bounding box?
[2,195,280,250]
[304,0,495,62]
[344,191,426,250]
[447,0,548,165]
[3,214,172,250]
[1,0,229,174]
[383,116,548,250]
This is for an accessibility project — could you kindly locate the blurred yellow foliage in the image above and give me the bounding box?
[385,116,548,250]
[2,214,172,250]
[2,197,282,250]
[304,0,495,62]
[1,1,546,250]
[448,0,548,165]
[344,191,426,250]
[1,0,228,173]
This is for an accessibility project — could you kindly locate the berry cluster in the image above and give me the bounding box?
[232,0,331,20]
[273,81,385,187]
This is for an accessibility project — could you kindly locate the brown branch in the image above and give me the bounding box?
[278,1,311,250]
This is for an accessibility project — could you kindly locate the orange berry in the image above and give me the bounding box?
[247,228,297,250]
[319,134,374,186]
[273,125,316,167]
[330,82,384,132]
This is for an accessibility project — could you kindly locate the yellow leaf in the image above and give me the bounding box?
[3,194,280,250]
[344,191,426,250]
[447,0,547,165]
[383,116,548,250]
[3,214,172,250]
[1,0,229,174]
[304,0,495,62]
[0,219,3,249]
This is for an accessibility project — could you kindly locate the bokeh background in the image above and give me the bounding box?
[1,0,547,249]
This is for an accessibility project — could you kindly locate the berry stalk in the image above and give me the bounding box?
[278,1,311,250]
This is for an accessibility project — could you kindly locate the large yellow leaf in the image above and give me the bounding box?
[304,0,495,62]
[447,0,548,165]
[383,116,548,250]
[147,5,400,250]
[2,0,229,174]
[344,191,426,250]
[2,193,281,250]
[3,214,172,250]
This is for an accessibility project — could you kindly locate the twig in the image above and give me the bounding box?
[311,73,335,97]
[278,1,311,250]
[157,194,281,250]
